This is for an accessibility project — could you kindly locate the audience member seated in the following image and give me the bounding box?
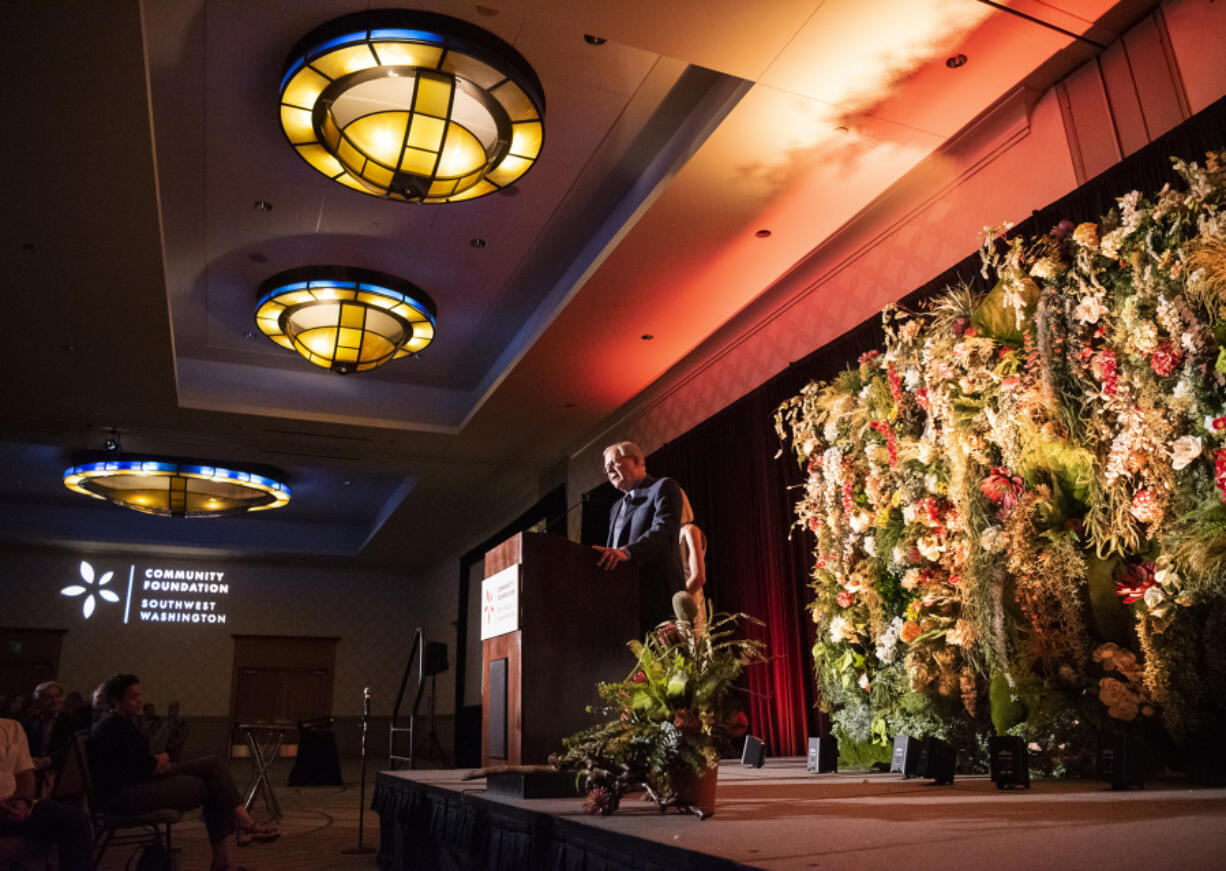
[152,700,190,763]
[89,682,108,725]
[89,673,280,871]
[0,715,93,870]
[23,681,78,778]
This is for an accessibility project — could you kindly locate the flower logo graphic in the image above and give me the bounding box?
[60,560,120,619]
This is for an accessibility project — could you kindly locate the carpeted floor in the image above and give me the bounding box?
[96,759,384,871]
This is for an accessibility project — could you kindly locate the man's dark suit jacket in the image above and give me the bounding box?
[22,710,78,767]
[607,474,685,634]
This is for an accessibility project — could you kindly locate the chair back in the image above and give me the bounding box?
[51,731,95,817]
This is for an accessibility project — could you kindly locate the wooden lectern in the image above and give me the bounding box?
[481,532,638,767]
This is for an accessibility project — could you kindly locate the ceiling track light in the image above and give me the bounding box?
[255,265,437,374]
[64,455,291,518]
[278,9,546,203]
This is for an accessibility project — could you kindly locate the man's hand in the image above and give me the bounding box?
[0,797,32,822]
[592,545,630,571]
[154,752,171,775]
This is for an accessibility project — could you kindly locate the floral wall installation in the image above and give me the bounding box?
[777,152,1226,772]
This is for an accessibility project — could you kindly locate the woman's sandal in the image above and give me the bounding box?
[236,822,280,847]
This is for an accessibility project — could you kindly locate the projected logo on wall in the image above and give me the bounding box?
[58,559,231,626]
[59,561,120,619]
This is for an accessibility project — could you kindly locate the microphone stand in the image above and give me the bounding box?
[341,687,376,855]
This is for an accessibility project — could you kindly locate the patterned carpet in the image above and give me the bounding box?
[97,760,384,871]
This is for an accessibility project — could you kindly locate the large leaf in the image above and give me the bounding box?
[971,278,1039,344]
[1018,430,1095,508]
[1085,554,1133,643]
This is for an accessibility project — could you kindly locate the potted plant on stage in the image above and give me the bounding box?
[550,593,766,818]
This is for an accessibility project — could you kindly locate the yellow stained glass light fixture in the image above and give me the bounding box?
[279,9,545,203]
[64,458,291,518]
[256,266,437,374]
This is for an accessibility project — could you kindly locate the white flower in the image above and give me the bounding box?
[1143,585,1165,610]
[1129,322,1158,356]
[802,437,818,457]
[904,367,921,390]
[916,440,936,464]
[902,503,919,525]
[823,420,840,441]
[1170,435,1202,470]
[1029,257,1060,281]
[1154,567,1179,589]
[1101,229,1125,259]
[829,616,857,644]
[917,535,944,562]
[857,673,871,692]
[925,473,941,494]
[1073,295,1109,325]
[980,526,1008,554]
[849,510,872,533]
[901,568,923,591]
[863,535,877,557]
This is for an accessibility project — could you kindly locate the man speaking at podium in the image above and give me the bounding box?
[592,441,685,636]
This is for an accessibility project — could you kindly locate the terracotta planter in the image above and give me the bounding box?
[672,763,718,818]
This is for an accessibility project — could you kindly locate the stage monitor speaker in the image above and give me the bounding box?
[424,641,449,676]
[807,736,838,773]
[742,735,766,768]
[890,735,922,778]
[918,736,956,785]
[1097,730,1144,789]
[990,735,1030,789]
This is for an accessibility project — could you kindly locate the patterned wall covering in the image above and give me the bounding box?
[568,0,1222,498]
[0,545,455,718]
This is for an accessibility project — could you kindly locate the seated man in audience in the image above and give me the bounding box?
[23,681,76,775]
[0,715,93,870]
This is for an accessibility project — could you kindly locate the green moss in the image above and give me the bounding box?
[989,670,1027,736]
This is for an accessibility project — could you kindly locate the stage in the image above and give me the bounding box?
[371,758,1226,870]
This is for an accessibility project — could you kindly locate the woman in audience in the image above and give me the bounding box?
[89,674,278,871]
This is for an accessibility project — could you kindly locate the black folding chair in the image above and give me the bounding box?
[59,732,181,868]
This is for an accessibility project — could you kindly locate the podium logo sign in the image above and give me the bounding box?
[480,564,520,640]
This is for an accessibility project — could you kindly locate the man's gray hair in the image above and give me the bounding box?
[33,680,63,699]
[602,441,644,462]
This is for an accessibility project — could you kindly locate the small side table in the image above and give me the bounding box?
[236,722,292,820]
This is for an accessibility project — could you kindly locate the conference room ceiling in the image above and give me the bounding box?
[0,0,1155,566]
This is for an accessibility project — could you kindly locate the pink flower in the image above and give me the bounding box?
[837,590,854,608]
[1129,488,1161,524]
[1150,343,1180,376]
[980,467,1025,511]
[1115,563,1157,604]
[726,711,748,738]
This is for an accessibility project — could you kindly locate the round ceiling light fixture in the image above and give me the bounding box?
[256,265,437,375]
[64,456,291,518]
[279,9,545,203]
